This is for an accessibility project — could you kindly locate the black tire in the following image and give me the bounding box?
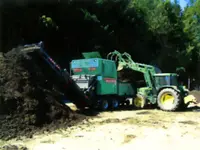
[133,94,146,109]
[157,88,183,111]
[99,99,109,111]
[111,99,119,109]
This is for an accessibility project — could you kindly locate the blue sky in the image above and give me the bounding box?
[179,0,188,8]
[170,0,188,9]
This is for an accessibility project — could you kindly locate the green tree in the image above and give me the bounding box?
[182,0,200,78]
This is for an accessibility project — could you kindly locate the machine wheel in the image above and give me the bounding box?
[133,94,146,109]
[157,88,182,111]
[111,99,119,109]
[99,99,109,111]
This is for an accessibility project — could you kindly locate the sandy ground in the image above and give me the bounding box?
[1,104,200,150]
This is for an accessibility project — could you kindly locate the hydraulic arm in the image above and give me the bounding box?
[107,50,156,89]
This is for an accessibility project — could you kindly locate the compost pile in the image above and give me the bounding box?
[189,90,200,103]
[0,47,85,140]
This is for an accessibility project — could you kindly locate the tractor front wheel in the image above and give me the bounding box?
[157,88,182,111]
[133,94,146,109]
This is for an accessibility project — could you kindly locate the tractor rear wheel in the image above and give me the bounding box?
[157,88,182,111]
[133,94,146,109]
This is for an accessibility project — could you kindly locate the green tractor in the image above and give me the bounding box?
[108,50,190,111]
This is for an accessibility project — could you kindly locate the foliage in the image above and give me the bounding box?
[39,15,59,30]
[0,0,200,82]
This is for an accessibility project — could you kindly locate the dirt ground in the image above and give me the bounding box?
[1,105,200,150]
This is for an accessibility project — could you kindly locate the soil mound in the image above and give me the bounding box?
[189,90,200,103]
[0,47,86,140]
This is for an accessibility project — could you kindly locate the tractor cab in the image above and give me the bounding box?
[154,73,179,87]
[154,73,189,96]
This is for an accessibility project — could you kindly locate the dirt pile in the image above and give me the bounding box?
[189,90,200,103]
[0,47,86,140]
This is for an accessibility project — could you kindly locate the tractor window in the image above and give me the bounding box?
[155,76,178,86]
[170,76,178,86]
[155,76,169,86]
[165,76,170,85]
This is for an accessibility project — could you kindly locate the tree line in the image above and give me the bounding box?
[1,0,200,87]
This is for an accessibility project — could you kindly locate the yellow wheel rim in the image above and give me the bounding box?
[160,93,175,108]
[134,96,145,108]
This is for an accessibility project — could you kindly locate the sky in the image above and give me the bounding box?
[179,0,188,9]
[170,0,188,9]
